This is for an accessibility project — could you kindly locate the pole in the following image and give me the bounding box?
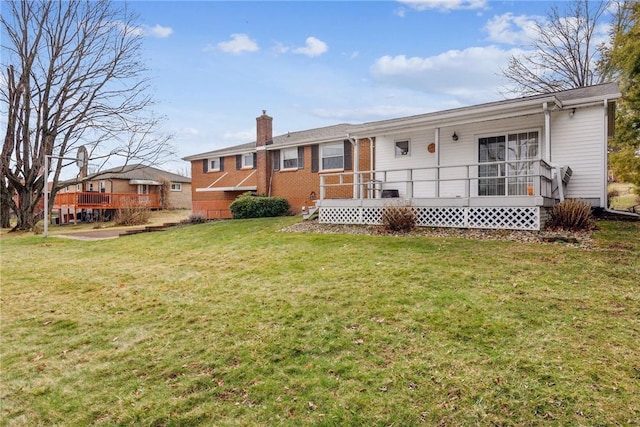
[44,155,49,238]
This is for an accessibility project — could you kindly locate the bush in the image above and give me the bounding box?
[229,193,290,219]
[381,204,416,232]
[115,200,151,226]
[186,213,207,224]
[546,199,595,231]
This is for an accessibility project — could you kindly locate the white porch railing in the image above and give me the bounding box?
[319,159,554,201]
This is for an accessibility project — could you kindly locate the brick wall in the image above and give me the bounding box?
[190,138,372,218]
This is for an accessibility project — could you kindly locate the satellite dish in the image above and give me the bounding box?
[76,146,88,169]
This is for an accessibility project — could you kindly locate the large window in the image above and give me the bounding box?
[282,148,299,169]
[321,142,344,170]
[479,130,539,196]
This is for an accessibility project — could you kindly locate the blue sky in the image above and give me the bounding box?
[128,1,611,174]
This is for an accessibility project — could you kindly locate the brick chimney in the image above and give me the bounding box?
[256,110,272,195]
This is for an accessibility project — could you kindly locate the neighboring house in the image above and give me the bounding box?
[184,83,620,230]
[53,164,191,224]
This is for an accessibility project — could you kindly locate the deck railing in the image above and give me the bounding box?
[319,159,554,200]
[53,192,161,209]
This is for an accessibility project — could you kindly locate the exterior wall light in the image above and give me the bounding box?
[452,132,459,141]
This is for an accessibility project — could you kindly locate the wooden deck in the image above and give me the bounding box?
[53,192,161,210]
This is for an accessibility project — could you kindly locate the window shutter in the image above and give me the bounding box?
[253,152,257,169]
[297,146,305,169]
[220,157,224,171]
[311,144,319,173]
[273,150,280,171]
[203,159,208,173]
[343,140,352,171]
[236,155,241,170]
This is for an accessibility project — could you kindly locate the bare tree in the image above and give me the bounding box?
[502,0,613,96]
[1,0,173,231]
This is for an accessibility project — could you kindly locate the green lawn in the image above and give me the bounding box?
[1,217,639,426]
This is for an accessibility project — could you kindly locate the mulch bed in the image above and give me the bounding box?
[279,220,594,248]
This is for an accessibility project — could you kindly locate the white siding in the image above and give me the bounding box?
[374,115,547,198]
[550,106,605,205]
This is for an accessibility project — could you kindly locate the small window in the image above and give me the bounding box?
[89,183,94,192]
[242,153,254,168]
[99,181,106,193]
[395,140,410,157]
[282,148,299,169]
[209,158,220,171]
[171,183,182,192]
[321,142,344,170]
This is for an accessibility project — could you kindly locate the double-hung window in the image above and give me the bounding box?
[282,148,299,169]
[321,142,344,170]
[242,153,254,168]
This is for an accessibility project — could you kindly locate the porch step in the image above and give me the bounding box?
[303,206,319,220]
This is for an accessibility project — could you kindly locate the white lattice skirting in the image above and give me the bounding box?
[319,206,540,230]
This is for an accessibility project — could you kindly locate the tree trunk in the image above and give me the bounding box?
[13,187,38,231]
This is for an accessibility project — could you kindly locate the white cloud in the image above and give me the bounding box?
[398,0,488,12]
[144,24,173,38]
[484,13,543,45]
[216,33,259,54]
[370,45,522,103]
[116,22,173,38]
[292,37,328,57]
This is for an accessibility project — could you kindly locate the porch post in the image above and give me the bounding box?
[352,137,359,199]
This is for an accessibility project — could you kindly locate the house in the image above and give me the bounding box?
[184,83,620,230]
[53,164,191,224]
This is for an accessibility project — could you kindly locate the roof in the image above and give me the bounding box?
[183,123,355,161]
[183,82,621,160]
[351,82,621,134]
[83,164,191,183]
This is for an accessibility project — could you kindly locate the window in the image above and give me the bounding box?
[209,158,220,171]
[282,148,299,169]
[171,183,182,191]
[99,181,106,193]
[242,153,254,168]
[321,142,344,170]
[395,140,410,157]
[88,183,94,192]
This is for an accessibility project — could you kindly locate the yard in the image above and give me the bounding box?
[1,217,639,426]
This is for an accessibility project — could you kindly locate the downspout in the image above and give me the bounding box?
[544,102,565,202]
[602,99,609,209]
[435,128,440,198]
[543,102,551,162]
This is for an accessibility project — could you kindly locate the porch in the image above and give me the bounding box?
[316,159,565,231]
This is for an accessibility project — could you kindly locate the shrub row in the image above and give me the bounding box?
[230,193,290,219]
